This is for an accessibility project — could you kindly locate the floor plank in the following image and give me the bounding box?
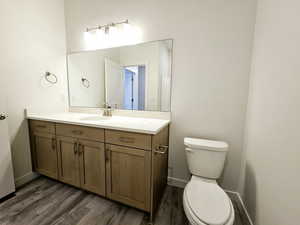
[0,177,250,225]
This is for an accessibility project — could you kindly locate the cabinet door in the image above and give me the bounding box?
[78,140,106,196]
[106,144,151,211]
[57,136,80,187]
[32,132,58,179]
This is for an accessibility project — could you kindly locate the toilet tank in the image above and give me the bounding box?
[184,138,229,179]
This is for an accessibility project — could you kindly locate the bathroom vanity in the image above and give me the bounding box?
[27,38,173,220]
[27,113,170,219]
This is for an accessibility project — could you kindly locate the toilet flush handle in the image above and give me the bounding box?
[0,114,7,121]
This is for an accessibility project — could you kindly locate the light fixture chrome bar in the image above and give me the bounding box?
[86,19,129,32]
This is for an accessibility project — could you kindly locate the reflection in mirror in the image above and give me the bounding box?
[67,39,172,112]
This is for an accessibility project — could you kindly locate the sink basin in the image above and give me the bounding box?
[80,116,111,122]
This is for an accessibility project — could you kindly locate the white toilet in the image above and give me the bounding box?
[183,137,235,225]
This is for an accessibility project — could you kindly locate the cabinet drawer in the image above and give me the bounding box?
[105,130,152,150]
[56,123,104,142]
[30,120,55,134]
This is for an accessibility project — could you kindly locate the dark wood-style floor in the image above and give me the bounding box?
[0,177,250,225]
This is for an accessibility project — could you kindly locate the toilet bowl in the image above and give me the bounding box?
[183,176,234,225]
[183,138,235,225]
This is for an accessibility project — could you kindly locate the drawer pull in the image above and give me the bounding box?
[119,136,135,143]
[154,145,169,155]
[72,130,83,135]
[36,125,47,129]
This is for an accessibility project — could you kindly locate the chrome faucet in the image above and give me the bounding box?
[103,102,113,117]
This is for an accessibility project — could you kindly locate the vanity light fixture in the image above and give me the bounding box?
[85,19,129,34]
[84,19,142,50]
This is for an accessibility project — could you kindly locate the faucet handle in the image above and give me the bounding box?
[102,102,113,116]
[103,102,109,108]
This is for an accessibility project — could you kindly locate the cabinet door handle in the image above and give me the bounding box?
[105,147,110,162]
[74,142,78,154]
[78,143,84,155]
[51,138,56,151]
[154,145,169,155]
[81,144,84,155]
[119,136,135,143]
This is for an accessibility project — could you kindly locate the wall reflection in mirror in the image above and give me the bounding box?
[67,39,172,112]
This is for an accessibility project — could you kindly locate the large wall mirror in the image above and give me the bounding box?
[67,39,173,112]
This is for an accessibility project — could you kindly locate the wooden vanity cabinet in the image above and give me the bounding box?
[56,136,80,187]
[105,144,151,211]
[78,139,106,196]
[104,128,169,217]
[29,119,169,220]
[56,123,106,196]
[56,136,106,196]
[29,121,58,179]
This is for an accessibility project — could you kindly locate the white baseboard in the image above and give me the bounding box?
[224,189,254,225]
[168,176,189,188]
[15,172,39,188]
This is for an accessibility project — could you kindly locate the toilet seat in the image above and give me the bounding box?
[183,176,234,225]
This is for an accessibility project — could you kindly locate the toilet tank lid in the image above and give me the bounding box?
[184,137,228,151]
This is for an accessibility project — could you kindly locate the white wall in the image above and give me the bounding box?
[64,0,257,190]
[240,0,300,224]
[0,0,67,185]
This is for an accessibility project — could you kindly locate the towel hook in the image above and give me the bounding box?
[81,77,90,88]
[45,72,58,84]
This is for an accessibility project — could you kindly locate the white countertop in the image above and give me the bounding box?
[26,112,170,134]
